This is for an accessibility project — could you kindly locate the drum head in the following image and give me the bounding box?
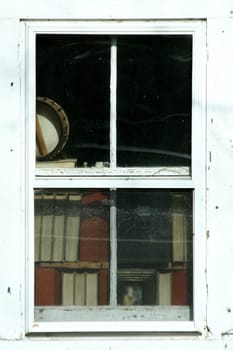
[36,97,70,160]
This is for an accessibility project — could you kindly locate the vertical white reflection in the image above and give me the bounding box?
[110,37,117,168]
[109,188,117,306]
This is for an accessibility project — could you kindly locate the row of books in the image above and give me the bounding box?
[35,191,109,262]
[156,270,187,305]
[35,268,108,306]
[35,267,187,307]
[35,191,189,264]
[118,268,188,306]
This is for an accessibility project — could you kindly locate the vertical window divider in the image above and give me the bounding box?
[109,188,117,306]
[110,37,117,168]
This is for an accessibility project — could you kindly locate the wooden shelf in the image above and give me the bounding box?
[36,261,109,270]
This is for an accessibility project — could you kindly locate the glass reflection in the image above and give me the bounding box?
[34,189,110,306]
[117,36,192,167]
[117,189,193,306]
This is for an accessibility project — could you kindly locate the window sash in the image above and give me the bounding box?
[30,21,201,178]
[25,20,206,334]
[35,32,192,174]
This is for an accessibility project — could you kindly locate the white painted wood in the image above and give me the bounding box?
[24,20,206,335]
[0,339,224,350]
[31,319,196,333]
[34,306,191,323]
[34,177,194,189]
[35,167,191,177]
[191,21,207,335]
[0,18,24,340]
[206,18,233,338]
[1,0,233,346]
[0,0,231,21]
[110,190,117,306]
[110,38,117,168]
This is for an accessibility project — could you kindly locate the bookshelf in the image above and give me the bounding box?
[35,190,110,307]
[34,189,192,309]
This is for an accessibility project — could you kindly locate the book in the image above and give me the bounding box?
[172,194,187,263]
[156,270,188,306]
[171,270,187,305]
[81,191,108,205]
[62,272,74,305]
[40,193,55,261]
[36,158,77,168]
[79,191,109,262]
[64,193,81,261]
[61,272,99,306]
[79,216,109,262]
[98,269,109,305]
[34,193,42,262]
[156,271,172,305]
[35,268,61,305]
[74,273,85,305]
[86,272,98,306]
[52,193,66,261]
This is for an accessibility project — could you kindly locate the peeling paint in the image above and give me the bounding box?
[205,325,213,337]
[209,151,212,162]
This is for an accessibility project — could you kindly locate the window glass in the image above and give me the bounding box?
[34,189,193,320]
[35,189,110,307]
[33,30,196,324]
[117,189,193,307]
[117,36,192,167]
[36,34,192,169]
[36,35,110,165]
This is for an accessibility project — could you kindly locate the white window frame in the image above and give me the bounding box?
[24,20,206,334]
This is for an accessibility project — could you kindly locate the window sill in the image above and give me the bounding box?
[30,318,198,334]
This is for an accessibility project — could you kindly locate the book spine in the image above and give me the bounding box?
[172,194,187,263]
[156,271,172,305]
[52,193,66,262]
[34,193,42,262]
[40,193,55,261]
[171,270,187,305]
[86,272,98,306]
[65,194,81,262]
[35,267,61,305]
[62,272,74,305]
[74,273,85,305]
[98,269,109,305]
[79,191,109,262]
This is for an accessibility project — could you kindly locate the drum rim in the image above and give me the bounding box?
[36,96,70,161]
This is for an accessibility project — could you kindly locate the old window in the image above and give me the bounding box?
[26,21,206,333]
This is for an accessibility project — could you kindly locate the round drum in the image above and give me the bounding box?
[36,97,70,160]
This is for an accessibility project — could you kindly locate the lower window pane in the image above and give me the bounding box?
[34,188,193,321]
[117,190,193,308]
[34,189,110,307]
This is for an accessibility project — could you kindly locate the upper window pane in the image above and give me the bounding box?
[117,36,192,167]
[36,34,192,169]
[36,35,110,166]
